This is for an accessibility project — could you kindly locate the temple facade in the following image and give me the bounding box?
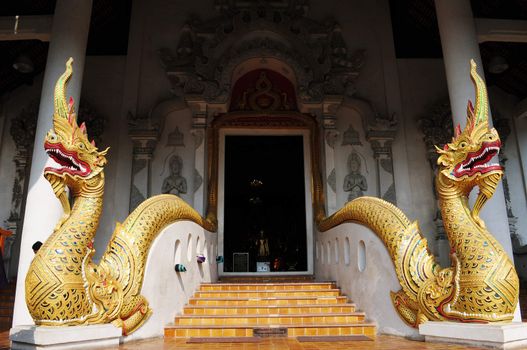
[1,0,527,346]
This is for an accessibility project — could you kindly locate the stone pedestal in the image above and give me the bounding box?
[10,324,122,350]
[419,322,527,349]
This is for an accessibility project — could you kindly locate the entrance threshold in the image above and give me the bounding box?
[218,275,315,283]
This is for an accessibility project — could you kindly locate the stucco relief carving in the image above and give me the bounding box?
[193,168,203,194]
[191,129,204,149]
[327,168,336,193]
[161,155,188,196]
[325,130,339,149]
[341,123,361,146]
[343,151,368,202]
[158,0,365,105]
[128,112,161,211]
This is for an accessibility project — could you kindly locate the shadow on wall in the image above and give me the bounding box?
[315,223,416,337]
[125,221,218,342]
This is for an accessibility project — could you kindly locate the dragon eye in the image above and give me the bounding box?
[460,142,467,148]
[78,143,86,150]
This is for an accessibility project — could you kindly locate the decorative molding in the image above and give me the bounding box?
[382,183,396,204]
[325,130,339,149]
[341,123,361,146]
[158,0,365,105]
[327,168,336,193]
[193,168,203,193]
[191,129,205,149]
[127,112,162,212]
[166,126,185,147]
[128,112,161,158]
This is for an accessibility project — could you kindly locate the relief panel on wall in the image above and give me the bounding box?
[343,151,368,202]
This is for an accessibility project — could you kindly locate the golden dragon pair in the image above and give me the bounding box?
[25,58,518,335]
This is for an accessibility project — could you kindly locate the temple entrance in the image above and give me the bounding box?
[222,135,308,273]
[206,67,320,276]
[215,127,315,276]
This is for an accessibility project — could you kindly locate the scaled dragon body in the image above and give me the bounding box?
[25,58,215,335]
[318,60,519,326]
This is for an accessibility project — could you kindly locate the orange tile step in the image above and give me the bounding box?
[183,303,356,315]
[165,323,376,338]
[194,289,341,298]
[188,296,348,306]
[199,283,335,291]
[175,312,366,325]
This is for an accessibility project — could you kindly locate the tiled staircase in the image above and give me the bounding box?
[0,281,15,331]
[164,280,376,339]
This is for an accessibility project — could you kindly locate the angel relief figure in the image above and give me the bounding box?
[343,151,367,202]
[162,155,187,196]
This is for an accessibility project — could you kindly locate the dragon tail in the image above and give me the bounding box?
[97,194,214,332]
[317,196,438,326]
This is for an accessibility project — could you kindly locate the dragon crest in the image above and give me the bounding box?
[435,59,503,227]
[44,58,108,216]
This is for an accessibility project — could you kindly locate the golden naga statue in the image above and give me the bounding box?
[25,58,215,335]
[318,60,519,326]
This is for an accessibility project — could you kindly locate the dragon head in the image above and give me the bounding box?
[44,58,108,193]
[436,60,502,226]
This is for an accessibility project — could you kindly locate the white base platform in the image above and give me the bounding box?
[419,322,527,349]
[10,324,122,350]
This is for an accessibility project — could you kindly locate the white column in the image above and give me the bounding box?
[435,0,514,256]
[12,0,92,327]
[435,0,520,321]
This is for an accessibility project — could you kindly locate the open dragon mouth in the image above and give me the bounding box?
[453,140,502,178]
[44,142,91,177]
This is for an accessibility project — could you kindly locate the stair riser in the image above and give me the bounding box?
[183,306,356,315]
[200,284,335,291]
[195,291,340,298]
[176,315,365,325]
[189,298,347,306]
[165,325,376,338]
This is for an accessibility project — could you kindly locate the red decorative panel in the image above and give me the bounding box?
[229,69,297,112]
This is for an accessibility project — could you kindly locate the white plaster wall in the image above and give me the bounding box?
[315,224,417,337]
[80,56,127,261]
[125,221,218,341]
[395,59,449,255]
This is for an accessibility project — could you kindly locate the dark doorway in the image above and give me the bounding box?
[223,135,307,272]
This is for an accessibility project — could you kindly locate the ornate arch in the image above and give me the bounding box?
[158,0,365,106]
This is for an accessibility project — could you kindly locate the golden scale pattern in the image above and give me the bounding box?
[25,58,519,335]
